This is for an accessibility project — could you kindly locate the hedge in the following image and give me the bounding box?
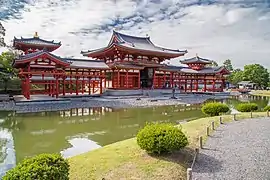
[236,103,258,112]
[3,153,69,180]
[201,102,230,116]
[136,123,188,154]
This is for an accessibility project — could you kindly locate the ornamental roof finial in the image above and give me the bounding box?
[34,32,39,38]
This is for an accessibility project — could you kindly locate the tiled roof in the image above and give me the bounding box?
[181,55,212,64]
[64,58,109,69]
[81,30,187,57]
[180,66,227,74]
[14,36,61,46]
[16,50,65,62]
[109,62,144,70]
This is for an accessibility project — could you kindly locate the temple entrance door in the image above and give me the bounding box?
[140,68,154,88]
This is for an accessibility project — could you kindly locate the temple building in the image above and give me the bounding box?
[13,32,108,99]
[12,31,229,99]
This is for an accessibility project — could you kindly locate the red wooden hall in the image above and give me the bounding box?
[12,31,229,99]
[13,33,108,99]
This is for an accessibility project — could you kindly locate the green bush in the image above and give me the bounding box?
[264,105,270,111]
[136,123,188,154]
[201,102,230,116]
[3,154,69,180]
[236,103,258,112]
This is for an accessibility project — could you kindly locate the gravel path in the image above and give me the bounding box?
[192,117,270,180]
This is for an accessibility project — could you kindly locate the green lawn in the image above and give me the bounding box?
[251,90,270,97]
[68,112,268,180]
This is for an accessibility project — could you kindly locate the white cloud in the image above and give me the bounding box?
[1,0,270,68]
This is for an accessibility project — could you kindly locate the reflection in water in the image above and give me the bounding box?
[0,95,268,173]
[61,138,101,158]
[0,129,16,177]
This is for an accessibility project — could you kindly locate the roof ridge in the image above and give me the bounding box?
[14,36,61,45]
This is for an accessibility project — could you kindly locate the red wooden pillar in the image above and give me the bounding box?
[112,70,114,88]
[76,70,79,95]
[104,70,107,89]
[204,79,207,92]
[170,72,173,88]
[212,80,216,92]
[117,70,120,88]
[70,70,72,94]
[184,79,187,92]
[100,77,103,94]
[63,79,66,96]
[222,79,225,92]
[190,79,193,92]
[126,70,128,88]
[55,78,59,98]
[178,74,181,90]
[163,71,166,88]
[196,79,199,92]
[153,69,156,88]
[25,76,30,99]
[138,71,140,88]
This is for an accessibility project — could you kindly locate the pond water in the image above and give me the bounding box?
[0,95,268,174]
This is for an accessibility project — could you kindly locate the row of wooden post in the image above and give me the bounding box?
[187,111,270,180]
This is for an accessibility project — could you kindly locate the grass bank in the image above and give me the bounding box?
[68,112,268,180]
[251,90,270,97]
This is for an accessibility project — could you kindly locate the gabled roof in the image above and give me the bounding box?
[13,50,69,67]
[13,32,61,51]
[181,55,212,64]
[81,30,187,58]
[64,58,109,70]
[180,66,230,74]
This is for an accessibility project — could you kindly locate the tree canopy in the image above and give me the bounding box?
[223,59,233,72]
[0,22,6,47]
[242,64,269,88]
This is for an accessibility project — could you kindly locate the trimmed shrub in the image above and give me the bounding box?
[137,123,188,154]
[264,105,270,111]
[3,153,69,180]
[201,102,230,116]
[236,103,258,112]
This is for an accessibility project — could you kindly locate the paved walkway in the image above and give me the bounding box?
[192,117,270,180]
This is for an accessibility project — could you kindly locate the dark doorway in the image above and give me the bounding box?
[140,68,154,88]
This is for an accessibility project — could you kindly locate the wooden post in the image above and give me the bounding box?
[233,114,236,121]
[199,136,203,149]
[219,116,223,124]
[250,111,253,118]
[187,168,192,180]
[211,121,215,130]
[195,148,199,160]
[206,126,210,136]
[267,110,269,117]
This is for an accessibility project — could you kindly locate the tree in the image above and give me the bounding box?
[223,59,233,72]
[228,69,243,85]
[242,64,269,88]
[0,51,17,92]
[206,60,218,67]
[0,22,5,47]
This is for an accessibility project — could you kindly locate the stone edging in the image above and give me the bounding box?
[186,111,270,180]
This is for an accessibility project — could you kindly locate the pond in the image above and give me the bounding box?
[0,95,268,174]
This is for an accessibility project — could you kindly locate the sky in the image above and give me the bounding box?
[0,0,270,68]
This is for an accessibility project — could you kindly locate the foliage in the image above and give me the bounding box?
[227,69,243,85]
[0,51,17,91]
[0,22,6,47]
[242,64,269,88]
[3,153,69,180]
[206,60,218,67]
[223,59,233,72]
[236,103,258,112]
[136,123,188,154]
[263,105,270,112]
[201,102,230,116]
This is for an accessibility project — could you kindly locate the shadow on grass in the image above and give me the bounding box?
[148,147,195,169]
[148,147,222,173]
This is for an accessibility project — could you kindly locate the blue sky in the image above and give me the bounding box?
[1,0,270,68]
